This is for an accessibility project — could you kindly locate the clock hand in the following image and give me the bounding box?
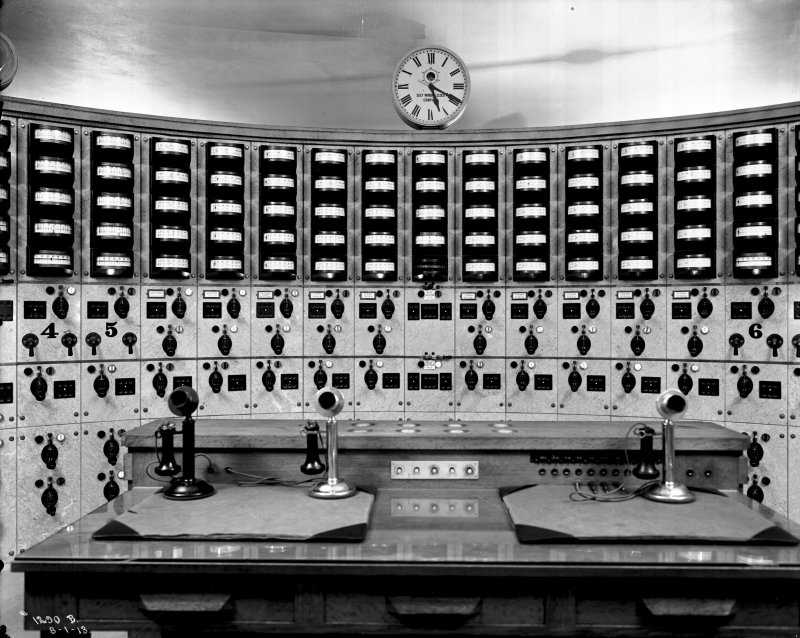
[428,85,441,111]
[428,83,460,103]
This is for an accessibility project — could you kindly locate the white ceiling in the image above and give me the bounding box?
[1,0,798,131]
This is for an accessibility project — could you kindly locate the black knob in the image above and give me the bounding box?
[482,297,495,320]
[516,368,530,391]
[678,372,693,395]
[41,439,58,470]
[738,373,753,399]
[331,295,344,319]
[280,295,293,318]
[61,332,77,356]
[381,296,395,319]
[103,477,120,501]
[729,333,745,356]
[322,330,336,354]
[152,370,168,398]
[22,333,39,356]
[209,369,223,394]
[41,483,58,516]
[568,369,582,392]
[85,332,102,355]
[94,372,110,398]
[586,297,600,319]
[630,334,645,356]
[31,375,48,401]
[271,330,285,355]
[373,331,386,354]
[697,296,712,318]
[52,295,69,320]
[621,371,636,394]
[218,332,232,355]
[114,295,130,319]
[758,295,775,319]
[103,433,120,465]
[473,332,487,355]
[747,478,765,503]
[465,367,478,391]
[640,296,655,320]
[533,297,547,319]
[313,366,328,390]
[172,295,187,319]
[365,367,378,390]
[122,332,137,355]
[162,332,177,357]
[577,333,591,355]
[524,332,539,355]
[262,365,276,392]
[747,434,764,467]
[687,334,703,357]
[227,296,241,318]
[766,333,783,358]
[792,334,800,357]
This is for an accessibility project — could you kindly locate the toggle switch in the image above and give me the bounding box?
[172,293,187,319]
[103,474,120,500]
[473,330,487,355]
[85,332,102,355]
[209,365,223,394]
[365,361,378,390]
[41,478,58,516]
[41,433,59,470]
[640,293,655,320]
[758,293,774,319]
[22,333,39,357]
[313,360,328,390]
[162,328,177,357]
[729,333,744,356]
[747,432,764,467]
[280,292,293,318]
[94,366,110,398]
[322,325,336,354]
[630,327,645,356]
[114,294,130,319]
[227,295,241,318]
[331,291,344,319]
[103,430,120,465]
[271,327,285,355]
[218,327,232,355]
[746,475,765,503]
[465,362,478,391]
[524,327,538,355]
[697,294,712,319]
[577,327,591,355]
[482,294,495,320]
[122,332,137,355]
[766,334,783,358]
[31,369,48,401]
[793,334,800,358]
[586,292,600,319]
[533,295,547,319]
[687,328,703,357]
[568,364,582,392]
[621,364,636,394]
[516,364,530,391]
[678,367,693,395]
[152,366,168,398]
[61,332,77,356]
[737,367,753,398]
[373,327,386,354]
[52,293,69,320]
[262,362,276,392]
[381,293,395,319]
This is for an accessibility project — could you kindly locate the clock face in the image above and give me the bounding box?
[392,46,470,129]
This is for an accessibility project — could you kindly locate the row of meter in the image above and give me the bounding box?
[0,420,132,557]
[2,119,799,284]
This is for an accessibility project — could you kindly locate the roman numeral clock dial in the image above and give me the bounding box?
[391,46,471,130]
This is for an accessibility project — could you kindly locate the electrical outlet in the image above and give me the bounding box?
[391,460,479,480]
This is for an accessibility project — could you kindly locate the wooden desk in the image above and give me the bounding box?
[12,486,800,637]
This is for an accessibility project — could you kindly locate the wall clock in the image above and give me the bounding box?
[391,46,470,130]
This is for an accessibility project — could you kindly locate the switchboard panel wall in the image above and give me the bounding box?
[0,98,798,558]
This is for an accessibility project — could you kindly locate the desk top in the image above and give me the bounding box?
[12,487,800,579]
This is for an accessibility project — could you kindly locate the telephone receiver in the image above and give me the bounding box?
[656,388,687,421]
[168,385,199,417]
[314,386,344,419]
